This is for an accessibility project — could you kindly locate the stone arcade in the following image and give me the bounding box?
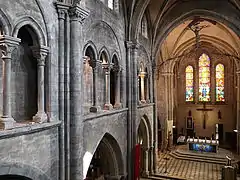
[0,0,239,180]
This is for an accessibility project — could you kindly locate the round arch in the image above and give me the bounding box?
[0,9,12,35]
[12,16,47,46]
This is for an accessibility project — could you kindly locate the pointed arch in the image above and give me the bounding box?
[84,133,124,179]
[99,47,110,64]
[83,41,98,62]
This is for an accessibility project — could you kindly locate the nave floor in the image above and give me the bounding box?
[157,151,222,180]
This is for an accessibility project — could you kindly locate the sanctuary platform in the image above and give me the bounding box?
[170,145,240,166]
[187,137,219,153]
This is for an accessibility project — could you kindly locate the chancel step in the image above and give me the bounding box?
[169,146,239,166]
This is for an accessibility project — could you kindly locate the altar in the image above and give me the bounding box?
[187,137,219,153]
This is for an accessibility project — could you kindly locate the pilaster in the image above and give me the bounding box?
[236,71,240,154]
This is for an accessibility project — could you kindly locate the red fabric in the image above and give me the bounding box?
[134,144,141,180]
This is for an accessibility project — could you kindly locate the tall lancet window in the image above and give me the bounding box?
[186,66,194,101]
[216,64,225,102]
[108,0,114,9]
[199,53,211,101]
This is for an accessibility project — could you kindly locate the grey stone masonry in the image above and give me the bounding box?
[0,36,20,129]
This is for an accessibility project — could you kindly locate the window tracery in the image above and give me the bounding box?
[184,53,226,103]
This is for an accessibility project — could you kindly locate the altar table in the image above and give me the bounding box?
[187,138,219,153]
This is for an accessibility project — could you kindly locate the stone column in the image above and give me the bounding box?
[102,63,113,110]
[236,71,240,154]
[114,68,122,108]
[140,71,146,103]
[0,36,20,129]
[125,41,139,180]
[55,3,69,179]
[32,46,49,123]
[149,146,154,174]
[69,5,89,180]
[90,60,101,112]
[145,73,150,103]
[162,72,174,150]
[152,66,158,173]
[143,148,149,176]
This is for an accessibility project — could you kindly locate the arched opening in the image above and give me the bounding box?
[0,23,3,35]
[110,55,120,107]
[100,51,113,110]
[85,133,124,179]
[12,25,38,121]
[83,46,94,114]
[137,116,151,177]
[0,175,32,180]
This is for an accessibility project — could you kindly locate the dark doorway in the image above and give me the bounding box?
[110,69,115,106]
[0,175,32,180]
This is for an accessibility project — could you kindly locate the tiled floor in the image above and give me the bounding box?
[157,151,222,180]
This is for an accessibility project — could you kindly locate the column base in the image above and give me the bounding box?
[141,100,146,104]
[90,106,101,113]
[0,117,15,130]
[142,171,150,177]
[33,112,48,123]
[104,103,113,110]
[114,102,122,109]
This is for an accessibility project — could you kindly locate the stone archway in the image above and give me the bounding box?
[0,175,32,180]
[85,133,124,180]
[137,116,152,177]
[12,25,38,122]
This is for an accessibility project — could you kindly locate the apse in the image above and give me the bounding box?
[156,17,239,149]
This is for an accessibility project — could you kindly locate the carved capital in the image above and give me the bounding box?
[69,5,89,24]
[102,62,113,73]
[125,41,139,50]
[31,46,49,66]
[0,35,20,59]
[55,2,70,19]
[58,9,67,20]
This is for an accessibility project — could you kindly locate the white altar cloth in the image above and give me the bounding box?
[187,138,219,145]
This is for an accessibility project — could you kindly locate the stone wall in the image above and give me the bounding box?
[0,122,60,180]
[83,109,128,176]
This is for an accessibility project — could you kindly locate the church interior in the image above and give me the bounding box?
[0,0,239,180]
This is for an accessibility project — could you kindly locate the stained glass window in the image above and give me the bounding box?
[216,64,225,101]
[186,65,194,101]
[199,53,211,101]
